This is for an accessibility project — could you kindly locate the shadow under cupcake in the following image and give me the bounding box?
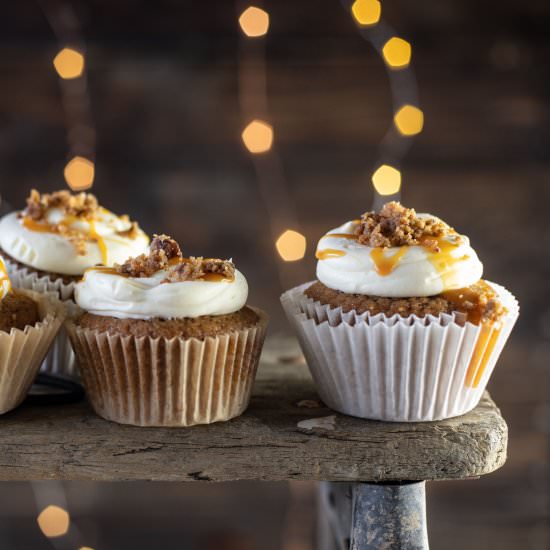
[281,202,519,422]
[66,235,268,427]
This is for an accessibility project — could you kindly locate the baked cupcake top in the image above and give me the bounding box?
[315,201,483,298]
[0,189,149,276]
[75,235,248,319]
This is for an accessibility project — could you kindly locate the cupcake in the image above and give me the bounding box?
[281,202,519,422]
[0,257,65,413]
[0,189,149,377]
[65,235,268,427]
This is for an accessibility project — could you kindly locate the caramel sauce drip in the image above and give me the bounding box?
[440,280,496,326]
[85,258,235,282]
[84,266,126,278]
[22,214,134,266]
[464,321,502,388]
[0,257,11,294]
[369,247,408,276]
[325,233,359,241]
[88,220,108,265]
[316,248,346,260]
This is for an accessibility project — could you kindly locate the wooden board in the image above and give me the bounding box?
[0,344,507,482]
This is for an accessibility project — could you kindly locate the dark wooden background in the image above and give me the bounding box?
[0,1,548,549]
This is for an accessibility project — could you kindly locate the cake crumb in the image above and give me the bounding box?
[115,235,235,282]
[163,257,235,283]
[354,201,451,247]
[25,189,99,221]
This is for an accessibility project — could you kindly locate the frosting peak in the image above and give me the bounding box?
[315,203,483,298]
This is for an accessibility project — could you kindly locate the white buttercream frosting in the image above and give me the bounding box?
[75,267,249,319]
[0,209,149,276]
[315,218,483,298]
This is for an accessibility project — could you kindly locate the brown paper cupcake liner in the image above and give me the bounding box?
[0,290,65,414]
[4,257,78,379]
[65,308,268,427]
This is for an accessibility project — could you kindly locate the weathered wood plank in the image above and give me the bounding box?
[0,345,507,482]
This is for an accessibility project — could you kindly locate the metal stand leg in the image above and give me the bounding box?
[318,481,429,550]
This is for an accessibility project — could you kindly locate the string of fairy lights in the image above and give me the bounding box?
[42,0,95,192]
[238,1,424,262]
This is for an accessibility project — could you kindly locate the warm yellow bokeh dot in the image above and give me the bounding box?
[53,48,85,79]
[393,105,424,136]
[382,37,412,69]
[37,505,70,538]
[372,165,401,195]
[239,7,270,37]
[64,156,95,190]
[79,547,95,550]
[241,120,273,154]
[276,230,307,261]
[351,0,381,26]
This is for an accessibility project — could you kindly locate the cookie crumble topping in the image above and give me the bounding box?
[354,201,452,248]
[115,235,235,282]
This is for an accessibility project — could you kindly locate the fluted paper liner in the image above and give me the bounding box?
[281,281,519,422]
[0,290,65,413]
[65,308,268,427]
[4,257,78,378]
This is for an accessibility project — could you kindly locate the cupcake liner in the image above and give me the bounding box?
[0,290,65,413]
[281,281,519,422]
[65,308,269,427]
[3,257,78,379]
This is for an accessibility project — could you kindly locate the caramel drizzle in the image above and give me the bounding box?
[22,213,136,263]
[0,257,11,295]
[369,247,408,276]
[85,258,235,283]
[315,248,346,260]
[463,322,502,388]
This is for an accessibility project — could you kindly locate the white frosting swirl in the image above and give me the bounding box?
[316,218,483,298]
[0,209,149,275]
[75,268,249,319]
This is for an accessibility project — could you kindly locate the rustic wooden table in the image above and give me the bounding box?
[0,339,508,549]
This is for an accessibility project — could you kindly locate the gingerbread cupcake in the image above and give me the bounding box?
[66,235,268,426]
[0,257,64,413]
[281,202,519,422]
[0,189,149,377]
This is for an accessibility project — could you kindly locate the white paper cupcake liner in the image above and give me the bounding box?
[3,257,78,379]
[65,308,268,427]
[281,281,519,422]
[0,290,65,413]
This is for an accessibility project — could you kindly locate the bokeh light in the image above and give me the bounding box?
[241,120,274,153]
[239,7,270,37]
[37,505,70,538]
[53,48,85,79]
[372,164,401,195]
[64,156,95,190]
[351,0,381,26]
[393,105,424,136]
[382,37,412,69]
[276,230,307,261]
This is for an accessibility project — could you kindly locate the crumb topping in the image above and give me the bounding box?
[20,189,142,256]
[25,189,99,221]
[354,201,451,248]
[114,235,235,282]
[163,257,235,283]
